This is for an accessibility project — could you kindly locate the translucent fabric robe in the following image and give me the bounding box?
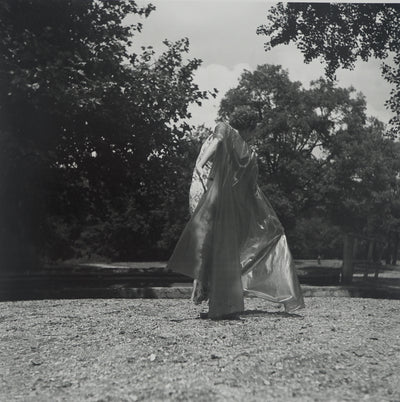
[167,122,304,318]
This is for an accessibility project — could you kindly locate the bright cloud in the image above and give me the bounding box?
[188,63,251,128]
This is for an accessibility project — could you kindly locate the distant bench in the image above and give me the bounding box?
[343,233,384,283]
[352,259,382,279]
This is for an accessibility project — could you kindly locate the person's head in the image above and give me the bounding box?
[228,106,259,141]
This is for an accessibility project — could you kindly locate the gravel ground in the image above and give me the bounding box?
[1,297,400,402]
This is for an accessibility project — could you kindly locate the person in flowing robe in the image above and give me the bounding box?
[167,108,304,319]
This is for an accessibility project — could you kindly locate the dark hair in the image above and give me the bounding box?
[228,106,259,132]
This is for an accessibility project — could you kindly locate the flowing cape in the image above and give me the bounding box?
[167,123,304,317]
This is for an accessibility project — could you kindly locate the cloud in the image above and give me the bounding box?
[188,63,251,127]
[261,44,393,124]
[132,0,393,127]
[189,47,393,128]
[336,59,393,125]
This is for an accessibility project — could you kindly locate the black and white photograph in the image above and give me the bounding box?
[1,0,400,400]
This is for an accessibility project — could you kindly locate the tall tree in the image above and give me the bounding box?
[219,65,367,227]
[218,64,400,257]
[0,0,213,268]
[321,118,400,233]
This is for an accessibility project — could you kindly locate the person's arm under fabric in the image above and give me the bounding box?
[195,137,220,178]
[195,123,225,178]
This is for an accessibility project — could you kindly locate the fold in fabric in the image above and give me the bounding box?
[167,122,304,318]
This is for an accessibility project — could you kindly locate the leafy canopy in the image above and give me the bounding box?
[219,64,400,253]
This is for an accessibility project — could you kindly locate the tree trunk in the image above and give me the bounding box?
[392,232,399,265]
[385,232,392,265]
[342,234,354,284]
[364,240,375,279]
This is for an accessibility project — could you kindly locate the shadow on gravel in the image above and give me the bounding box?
[169,310,304,322]
[241,309,303,319]
[169,318,198,323]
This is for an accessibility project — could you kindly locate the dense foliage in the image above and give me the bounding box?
[0,0,214,268]
[218,65,400,258]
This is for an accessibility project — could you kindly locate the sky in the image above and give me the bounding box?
[130,0,394,128]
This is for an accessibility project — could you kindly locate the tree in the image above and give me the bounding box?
[0,0,214,268]
[257,3,400,134]
[219,65,366,226]
[218,64,400,257]
[321,118,400,232]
